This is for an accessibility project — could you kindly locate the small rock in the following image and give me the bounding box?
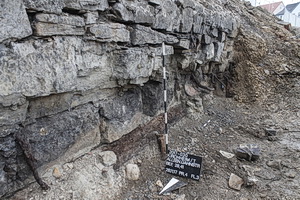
[219,150,235,159]
[266,160,281,170]
[156,180,163,188]
[228,173,244,191]
[246,176,259,186]
[284,170,297,178]
[235,144,260,161]
[99,151,117,167]
[185,84,199,96]
[265,128,277,136]
[53,167,62,179]
[126,164,140,181]
[175,194,186,200]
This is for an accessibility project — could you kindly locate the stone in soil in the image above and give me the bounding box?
[126,164,140,181]
[235,144,260,161]
[228,173,244,191]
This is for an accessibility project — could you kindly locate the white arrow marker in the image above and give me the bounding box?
[159,178,187,195]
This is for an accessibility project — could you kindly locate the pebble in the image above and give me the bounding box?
[266,160,281,170]
[156,180,163,188]
[126,164,140,181]
[99,151,117,167]
[219,150,235,159]
[228,173,244,191]
[53,167,62,179]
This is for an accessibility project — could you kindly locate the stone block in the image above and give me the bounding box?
[64,0,109,11]
[17,104,100,167]
[99,88,148,143]
[35,14,85,36]
[203,43,215,60]
[0,103,28,127]
[193,14,204,34]
[131,25,178,45]
[112,47,161,85]
[214,42,225,62]
[89,23,130,42]
[141,81,163,116]
[175,39,190,49]
[202,34,212,44]
[0,0,32,42]
[112,3,134,22]
[84,12,99,24]
[27,93,73,119]
[180,8,194,33]
[133,4,155,25]
[152,0,180,31]
[24,0,64,13]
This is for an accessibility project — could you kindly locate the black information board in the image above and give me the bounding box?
[166,150,202,181]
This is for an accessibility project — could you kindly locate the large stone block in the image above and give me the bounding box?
[193,13,204,34]
[75,41,117,90]
[0,0,32,42]
[89,23,130,42]
[0,37,78,97]
[112,3,134,22]
[113,2,154,24]
[35,14,85,36]
[26,93,73,119]
[100,88,148,143]
[152,0,180,31]
[112,47,161,85]
[131,25,178,45]
[141,81,163,116]
[180,8,194,33]
[17,104,100,167]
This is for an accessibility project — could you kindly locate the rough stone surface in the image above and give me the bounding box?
[0,0,32,42]
[100,88,146,143]
[131,25,178,45]
[24,0,64,13]
[64,0,109,11]
[35,14,85,36]
[17,104,100,167]
[126,164,140,181]
[89,23,130,42]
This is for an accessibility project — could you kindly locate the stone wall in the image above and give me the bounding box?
[0,0,239,196]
